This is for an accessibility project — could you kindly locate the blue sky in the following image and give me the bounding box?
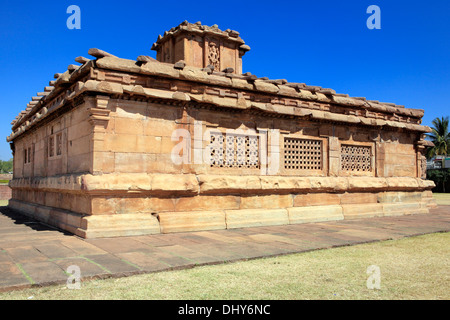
[0,0,449,160]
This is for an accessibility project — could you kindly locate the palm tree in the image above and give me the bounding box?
[426,116,450,159]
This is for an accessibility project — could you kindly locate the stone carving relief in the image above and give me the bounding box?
[207,39,220,71]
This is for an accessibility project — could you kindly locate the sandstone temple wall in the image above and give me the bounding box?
[6,21,437,238]
[7,97,436,238]
[13,104,93,179]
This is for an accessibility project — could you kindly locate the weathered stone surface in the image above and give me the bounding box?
[347,177,388,191]
[174,60,186,69]
[159,211,226,233]
[288,205,344,224]
[88,48,117,58]
[197,175,261,193]
[240,194,292,209]
[151,174,198,194]
[174,195,239,212]
[377,191,423,204]
[342,203,384,219]
[340,192,378,204]
[79,213,160,238]
[136,55,156,62]
[293,193,340,207]
[225,208,289,229]
[382,203,428,217]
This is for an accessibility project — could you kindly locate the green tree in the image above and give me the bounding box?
[0,159,13,173]
[426,116,450,159]
[427,169,450,193]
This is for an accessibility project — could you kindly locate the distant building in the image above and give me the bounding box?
[427,155,450,169]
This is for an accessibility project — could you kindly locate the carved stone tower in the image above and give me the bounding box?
[151,21,250,74]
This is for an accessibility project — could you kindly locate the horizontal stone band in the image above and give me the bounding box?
[9,173,435,194]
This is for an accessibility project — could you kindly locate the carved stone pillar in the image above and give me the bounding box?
[86,96,111,174]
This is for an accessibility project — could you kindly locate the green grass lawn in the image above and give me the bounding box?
[433,193,450,205]
[0,232,448,300]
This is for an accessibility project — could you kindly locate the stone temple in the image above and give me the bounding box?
[7,21,437,238]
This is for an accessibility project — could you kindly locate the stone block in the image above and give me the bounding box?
[347,177,387,191]
[382,202,428,217]
[377,191,423,203]
[198,175,262,193]
[341,203,384,219]
[293,193,340,206]
[287,205,344,224]
[114,101,147,120]
[309,177,348,192]
[114,152,149,173]
[69,135,91,156]
[386,177,419,190]
[92,196,177,215]
[158,210,226,233]
[340,192,377,204]
[240,194,292,209]
[79,213,161,238]
[175,195,240,211]
[151,174,198,193]
[259,176,310,192]
[225,208,289,229]
[384,154,415,166]
[67,152,91,173]
[104,133,153,153]
[422,197,438,209]
[114,117,144,135]
[67,120,92,141]
[96,151,115,173]
[392,165,416,177]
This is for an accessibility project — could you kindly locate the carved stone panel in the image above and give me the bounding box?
[207,38,220,71]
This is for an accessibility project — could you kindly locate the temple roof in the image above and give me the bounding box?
[151,21,249,52]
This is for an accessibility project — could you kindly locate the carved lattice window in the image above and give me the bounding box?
[56,133,62,156]
[284,138,322,170]
[340,144,372,172]
[49,136,55,158]
[209,132,260,169]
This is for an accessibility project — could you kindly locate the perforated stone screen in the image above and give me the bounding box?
[340,144,372,172]
[283,138,322,170]
[209,132,260,169]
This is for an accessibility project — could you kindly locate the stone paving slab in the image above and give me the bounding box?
[0,205,449,292]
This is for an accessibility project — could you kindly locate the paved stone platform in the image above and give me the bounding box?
[0,205,449,292]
